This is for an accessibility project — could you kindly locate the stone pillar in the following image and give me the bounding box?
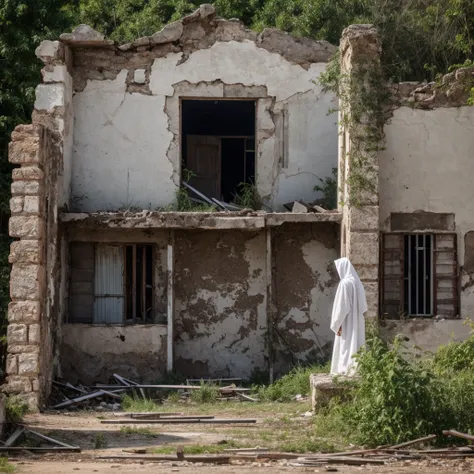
[338,25,382,319]
[3,38,73,410]
[5,125,47,409]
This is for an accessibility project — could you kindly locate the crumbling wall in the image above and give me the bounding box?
[379,102,474,317]
[173,230,267,378]
[60,325,167,384]
[273,223,339,374]
[68,5,337,212]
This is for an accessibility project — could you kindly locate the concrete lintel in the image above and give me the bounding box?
[61,211,342,230]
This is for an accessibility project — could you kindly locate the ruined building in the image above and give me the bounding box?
[5,7,474,408]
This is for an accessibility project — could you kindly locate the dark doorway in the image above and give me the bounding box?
[181,99,256,202]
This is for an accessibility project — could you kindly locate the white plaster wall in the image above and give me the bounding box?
[379,106,474,316]
[381,319,472,356]
[60,324,168,384]
[72,40,337,211]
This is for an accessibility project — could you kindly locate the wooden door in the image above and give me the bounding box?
[186,135,221,199]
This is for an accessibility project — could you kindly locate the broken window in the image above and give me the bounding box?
[381,233,458,318]
[68,243,154,324]
[181,99,256,202]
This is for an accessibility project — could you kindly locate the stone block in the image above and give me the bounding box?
[18,353,39,376]
[6,355,18,375]
[9,216,44,239]
[11,180,43,196]
[23,196,43,215]
[10,264,44,300]
[28,324,40,344]
[35,40,64,63]
[9,196,24,214]
[348,231,379,265]
[133,69,146,84]
[355,264,379,281]
[10,124,38,141]
[60,24,104,42]
[42,65,68,83]
[7,324,27,344]
[364,281,379,316]
[8,137,41,165]
[349,205,379,231]
[4,376,32,394]
[9,241,42,264]
[151,21,183,44]
[8,345,40,354]
[34,83,65,111]
[8,302,41,323]
[12,166,44,181]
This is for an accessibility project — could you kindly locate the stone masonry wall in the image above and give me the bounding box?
[4,40,70,409]
[339,25,381,318]
[5,125,48,409]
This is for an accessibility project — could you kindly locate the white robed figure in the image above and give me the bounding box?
[330,257,367,375]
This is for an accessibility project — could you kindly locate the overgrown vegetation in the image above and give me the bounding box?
[5,396,29,423]
[120,426,159,437]
[313,167,337,210]
[94,433,107,449]
[0,457,14,474]
[317,328,474,447]
[255,363,329,402]
[233,181,261,210]
[190,381,219,404]
[121,394,160,412]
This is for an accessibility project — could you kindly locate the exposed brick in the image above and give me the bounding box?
[4,376,32,394]
[23,196,43,215]
[12,166,44,181]
[9,196,24,214]
[7,345,40,354]
[9,216,44,239]
[11,180,43,196]
[7,324,27,344]
[28,324,40,344]
[9,240,43,264]
[6,355,18,375]
[18,353,39,376]
[8,137,42,165]
[10,264,45,300]
[8,302,41,323]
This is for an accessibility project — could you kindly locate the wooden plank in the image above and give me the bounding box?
[88,385,250,392]
[97,455,230,463]
[101,418,257,425]
[0,447,81,453]
[130,415,215,420]
[443,430,474,442]
[391,434,437,449]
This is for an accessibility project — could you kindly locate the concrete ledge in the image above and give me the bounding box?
[310,373,358,412]
[60,211,342,230]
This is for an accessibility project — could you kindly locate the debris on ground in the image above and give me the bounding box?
[51,373,253,410]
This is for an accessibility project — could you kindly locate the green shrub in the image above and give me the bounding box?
[255,363,329,402]
[191,382,219,404]
[5,396,28,423]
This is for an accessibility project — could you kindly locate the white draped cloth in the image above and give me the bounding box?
[330,257,367,375]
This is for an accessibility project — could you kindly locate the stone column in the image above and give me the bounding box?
[338,25,382,319]
[5,125,47,409]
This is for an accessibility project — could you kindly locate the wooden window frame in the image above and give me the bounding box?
[380,232,459,319]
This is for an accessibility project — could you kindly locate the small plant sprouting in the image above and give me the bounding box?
[94,433,107,449]
[191,381,219,404]
[5,396,29,423]
[233,181,260,210]
[313,167,338,210]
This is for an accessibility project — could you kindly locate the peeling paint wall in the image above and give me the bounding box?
[60,324,167,384]
[379,106,474,317]
[71,40,337,212]
[174,230,267,378]
[273,223,339,374]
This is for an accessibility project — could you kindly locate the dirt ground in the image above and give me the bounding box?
[7,404,474,473]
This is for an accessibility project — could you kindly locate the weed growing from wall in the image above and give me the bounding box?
[319,49,389,207]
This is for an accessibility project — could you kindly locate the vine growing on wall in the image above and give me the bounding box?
[318,49,390,208]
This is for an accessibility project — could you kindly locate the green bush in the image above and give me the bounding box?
[190,382,219,404]
[255,363,329,402]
